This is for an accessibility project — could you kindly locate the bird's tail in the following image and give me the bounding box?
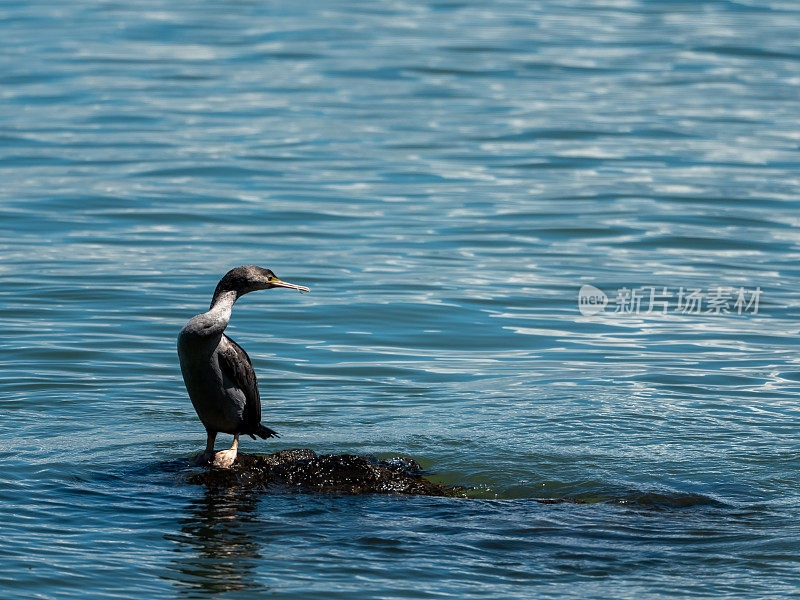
[252,424,279,440]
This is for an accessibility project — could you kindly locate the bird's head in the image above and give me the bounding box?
[211,265,309,306]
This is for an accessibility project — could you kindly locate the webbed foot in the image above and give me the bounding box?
[212,448,238,469]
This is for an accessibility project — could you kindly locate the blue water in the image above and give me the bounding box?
[2,0,800,598]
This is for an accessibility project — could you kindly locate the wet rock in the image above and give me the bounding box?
[188,449,466,497]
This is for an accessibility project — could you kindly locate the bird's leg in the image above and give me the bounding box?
[191,430,217,466]
[212,433,239,469]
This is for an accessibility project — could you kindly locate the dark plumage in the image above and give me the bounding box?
[217,335,277,440]
[178,265,309,468]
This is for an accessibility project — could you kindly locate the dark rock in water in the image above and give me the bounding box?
[188,449,466,497]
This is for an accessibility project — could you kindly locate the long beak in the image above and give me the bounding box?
[270,278,310,293]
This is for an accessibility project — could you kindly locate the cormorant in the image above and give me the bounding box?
[178,265,309,467]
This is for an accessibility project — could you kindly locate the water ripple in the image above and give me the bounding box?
[2,0,800,598]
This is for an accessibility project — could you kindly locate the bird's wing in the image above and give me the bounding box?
[218,334,261,431]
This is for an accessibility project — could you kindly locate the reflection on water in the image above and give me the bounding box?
[167,488,267,597]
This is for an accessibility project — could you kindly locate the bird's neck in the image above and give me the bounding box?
[202,290,238,333]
